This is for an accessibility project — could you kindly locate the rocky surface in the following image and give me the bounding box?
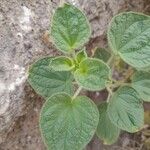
[0,0,53,144]
[0,0,149,149]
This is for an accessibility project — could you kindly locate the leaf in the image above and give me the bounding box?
[132,71,150,102]
[51,3,91,53]
[108,12,150,70]
[76,50,87,63]
[94,48,111,63]
[74,58,111,91]
[40,93,99,150]
[28,57,73,98]
[108,86,144,133]
[96,102,120,145]
[50,56,75,71]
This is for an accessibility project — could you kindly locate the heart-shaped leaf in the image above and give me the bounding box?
[107,86,144,133]
[51,3,91,53]
[108,12,150,70]
[40,93,99,150]
[94,48,111,63]
[28,57,73,98]
[74,58,111,91]
[96,102,120,145]
[50,56,74,71]
[132,71,150,102]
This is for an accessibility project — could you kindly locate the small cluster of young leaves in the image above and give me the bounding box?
[28,3,150,150]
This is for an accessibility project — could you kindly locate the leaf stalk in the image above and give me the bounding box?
[72,87,82,99]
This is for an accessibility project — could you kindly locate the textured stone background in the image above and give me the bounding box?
[0,0,149,149]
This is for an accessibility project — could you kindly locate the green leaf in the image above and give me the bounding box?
[96,102,120,145]
[40,93,99,150]
[50,56,74,71]
[94,48,111,63]
[76,50,87,63]
[108,12,150,70]
[28,57,73,98]
[108,86,144,133]
[51,3,91,53]
[74,58,111,91]
[132,71,150,102]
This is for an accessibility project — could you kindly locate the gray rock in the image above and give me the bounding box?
[0,0,145,145]
[0,0,52,143]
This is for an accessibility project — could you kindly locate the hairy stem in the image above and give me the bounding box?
[124,67,134,81]
[111,67,134,88]
[107,54,114,66]
[111,81,131,88]
[72,87,82,99]
[71,50,76,59]
[106,86,113,102]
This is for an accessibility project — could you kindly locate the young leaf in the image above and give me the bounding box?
[132,71,150,102]
[108,86,144,133]
[108,12,150,70]
[94,48,111,63]
[76,50,87,63]
[96,102,120,145]
[74,58,111,91]
[28,57,73,98]
[51,3,91,53]
[40,93,99,150]
[50,56,74,71]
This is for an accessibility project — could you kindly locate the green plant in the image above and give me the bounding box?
[28,3,150,150]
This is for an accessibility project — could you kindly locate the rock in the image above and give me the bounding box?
[0,0,52,143]
[0,0,147,148]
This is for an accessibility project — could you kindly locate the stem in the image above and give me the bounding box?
[111,81,131,88]
[91,47,97,57]
[124,67,134,81]
[110,67,134,89]
[72,87,82,99]
[71,50,76,59]
[72,81,78,85]
[106,87,113,102]
[107,54,115,67]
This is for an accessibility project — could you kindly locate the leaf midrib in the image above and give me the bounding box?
[119,20,150,53]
